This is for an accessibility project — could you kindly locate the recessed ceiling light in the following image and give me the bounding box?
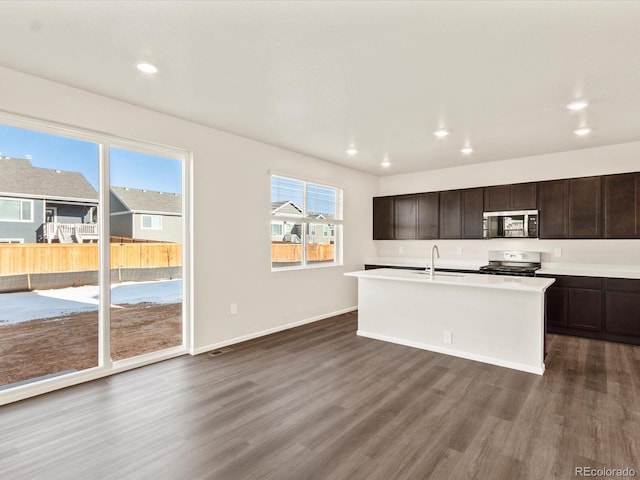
[381,160,391,168]
[574,127,591,136]
[346,147,358,156]
[434,129,449,138]
[461,146,473,154]
[567,100,589,111]
[136,63,158,74]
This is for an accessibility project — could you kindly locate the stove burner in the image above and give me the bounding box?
[478,263,540,277]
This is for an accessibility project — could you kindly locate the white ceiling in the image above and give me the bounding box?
[1,1,639,176]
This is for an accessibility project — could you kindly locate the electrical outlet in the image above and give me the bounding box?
[399,246,404,254]
[554,248,562,258]
[456,247,463,255]
[443,331,452,344]
[230,303,238,315]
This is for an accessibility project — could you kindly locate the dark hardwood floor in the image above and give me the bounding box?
[1,311,639,479]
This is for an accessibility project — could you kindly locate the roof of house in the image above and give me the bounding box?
[111,186,182,215]
[271,200,303,215]
[0,157,98,201]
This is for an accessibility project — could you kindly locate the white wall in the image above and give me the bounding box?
[0,66,378,352]
[377,142,640,269]
[380,142,640,195]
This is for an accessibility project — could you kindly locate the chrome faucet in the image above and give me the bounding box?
[428,244,440,280]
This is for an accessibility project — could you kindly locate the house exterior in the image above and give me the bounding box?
[270,201,335,244]
[110,186,182,242]
[271,200,303,242]
[0,156,99,243]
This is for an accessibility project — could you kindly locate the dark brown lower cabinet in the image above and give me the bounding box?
[604,278,640,339]
[543,275,602,334]
[542,274,640,345]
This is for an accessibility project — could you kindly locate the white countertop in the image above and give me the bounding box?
[364,257,640,280]
[345,268,555,292]
[537,263,640,279]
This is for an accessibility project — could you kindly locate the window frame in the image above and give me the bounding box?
[270,173,343,271]
[0,197,34,223]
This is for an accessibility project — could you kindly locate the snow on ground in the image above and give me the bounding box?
[0,279,182,325]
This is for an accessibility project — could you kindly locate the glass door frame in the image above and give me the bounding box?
[0,111,192,406]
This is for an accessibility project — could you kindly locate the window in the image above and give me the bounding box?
[141,214,162,229]
[271,224,283,236]
[0,197,33,222]
[271,174,342,270]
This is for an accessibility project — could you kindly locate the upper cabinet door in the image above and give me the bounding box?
[569,176,602,238]
[417,192,439,239]
[439,190,462,239]
[604,173,640,238]
[462,188,484,238]
[394,194,417,239]
[511,183,538,210]
[484,185,511,212]
[373,196,395,240]
[538,180,569,238]
[484,183,537,211]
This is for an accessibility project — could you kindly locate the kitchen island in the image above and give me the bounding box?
[345,268,555,375]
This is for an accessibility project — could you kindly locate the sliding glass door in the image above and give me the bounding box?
[0,124,100,389]
[0,117,188,400]
[109,147,184,361]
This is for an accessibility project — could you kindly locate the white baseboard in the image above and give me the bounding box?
[190,306,357,355]
[357,330,545,376]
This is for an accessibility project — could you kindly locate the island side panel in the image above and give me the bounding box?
[356,277,545,375]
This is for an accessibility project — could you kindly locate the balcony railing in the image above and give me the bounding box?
[39,222,99,243]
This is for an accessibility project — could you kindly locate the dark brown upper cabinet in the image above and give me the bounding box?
[394,194,417,239]
[438,188,483,239]
[604,172,640,238]
[539,177,603,239]
[569,176,602,238]
[538,180,569,238]
[417,192,439,239]
[439,190,462,239]
[462,188,484,238]
[373,196,394,240]
[484,183,537,211]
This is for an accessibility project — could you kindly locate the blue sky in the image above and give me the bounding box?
[0,124,182,193]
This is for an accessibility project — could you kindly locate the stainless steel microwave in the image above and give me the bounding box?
[483,210,538,238]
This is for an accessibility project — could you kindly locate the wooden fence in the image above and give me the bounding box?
[271,243,334,263]
[0,242,332,276]
[0,243,182,276]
